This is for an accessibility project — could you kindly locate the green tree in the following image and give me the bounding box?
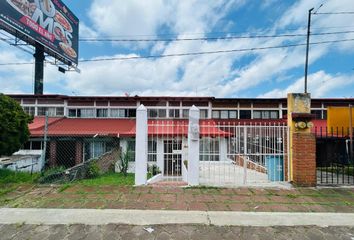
[0,94,32,156]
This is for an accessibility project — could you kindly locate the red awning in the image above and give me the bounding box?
[30,117,136,137]
[29,118,231,138]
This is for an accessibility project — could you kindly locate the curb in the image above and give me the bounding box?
[0,208,354,227]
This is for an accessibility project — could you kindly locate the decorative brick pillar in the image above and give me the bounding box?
[292,132,316,186]
[288,93,317,187]
[75,141,83,165]
[49,141,57,167]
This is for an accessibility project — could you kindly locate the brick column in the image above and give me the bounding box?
[287,93,317,187]
[49,141,57,167]
[75,141,83,165]
[292,132,316,186]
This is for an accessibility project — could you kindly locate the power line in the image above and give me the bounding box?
[1,37,354,66]
[314,11,354,15]
[79,30,354,42]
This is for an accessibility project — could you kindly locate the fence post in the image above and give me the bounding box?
[188,105,200,186]
[135,104,148,186]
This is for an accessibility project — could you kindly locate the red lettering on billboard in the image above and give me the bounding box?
[20,16,54,42]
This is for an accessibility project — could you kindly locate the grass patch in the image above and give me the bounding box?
[0,169,39,184]
[58,184,72,193]
[75,172,134,186]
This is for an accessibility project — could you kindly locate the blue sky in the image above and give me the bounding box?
[0,0,354,98]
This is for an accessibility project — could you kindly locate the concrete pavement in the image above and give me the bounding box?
[1,224,354,240]
[0,208,354,227]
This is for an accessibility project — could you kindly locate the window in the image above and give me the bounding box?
[84,141,106,160]
[68,109,77,117]
[212,110,220,119]
[212,110,237,119]
[23,106,35,116]
[110,109,126,118]
[200,109,208,119]
[97,109,108,118]
[200,138,220,161]
[56,107,64,116]
[127,109,136,118]
[239,110,251,119]
[148,140,157,162]
[262,111,270,119]
[148,109,166,118]
[31,141,42,150]
[253,110,279,119]
[311,110,322,119]
[37,107,54,116]
[270,111,279,119]
[22,141,43,150]
[169,109,180,118]
[182,109,189,118]
[253,110,261,119]
[37,107,63,117]
[229,111,237,119]
[80,109,95,118]
[323,110,327,120]
[127,139,136,161]
[220,110,228,119]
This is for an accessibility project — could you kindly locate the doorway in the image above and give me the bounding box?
[163,140,182,176]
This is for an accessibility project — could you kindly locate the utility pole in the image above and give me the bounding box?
[304,8,314,93]
[33,43,45,95]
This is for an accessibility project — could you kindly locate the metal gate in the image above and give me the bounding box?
[315,127,354,185]
[199,122,289,187]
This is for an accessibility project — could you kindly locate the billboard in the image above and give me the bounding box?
[0,0,79,64]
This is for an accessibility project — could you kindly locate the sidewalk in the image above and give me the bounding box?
[1,184,353,212]
[1,208,354,227]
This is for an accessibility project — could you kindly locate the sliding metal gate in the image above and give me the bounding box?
[199,123,289,187]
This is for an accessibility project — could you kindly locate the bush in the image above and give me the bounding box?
[86,161,100,179]
[148,164,161,177]
[38,166,66,184]
[119,151,131,176]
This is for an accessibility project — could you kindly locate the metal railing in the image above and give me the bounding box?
[314,126,354,185]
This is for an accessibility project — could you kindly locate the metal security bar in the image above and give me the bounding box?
[199,122,289,187]
[314,126,354,185]
[147,120,189,183]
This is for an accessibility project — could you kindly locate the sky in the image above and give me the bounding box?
[0,0,354,98]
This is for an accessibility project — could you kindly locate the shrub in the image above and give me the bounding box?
[148,164,161,177]
[119,151,131,176]
[86,161,100,179]
[38,166,66,184]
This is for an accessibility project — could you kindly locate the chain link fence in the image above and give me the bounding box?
[23,116,123,184]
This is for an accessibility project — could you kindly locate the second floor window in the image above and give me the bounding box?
[23,106,35,116]
[37,107,64,117]
[148,109,166,118]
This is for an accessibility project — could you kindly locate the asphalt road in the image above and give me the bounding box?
[1,224,354,240]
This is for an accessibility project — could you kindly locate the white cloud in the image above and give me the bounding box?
[259,71,354,98]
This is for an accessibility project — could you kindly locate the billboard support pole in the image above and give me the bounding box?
[34,43,45,95]
[350,104,353,162]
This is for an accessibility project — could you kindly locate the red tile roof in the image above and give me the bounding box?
[30,118,136,137]
[29,118,234,137]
